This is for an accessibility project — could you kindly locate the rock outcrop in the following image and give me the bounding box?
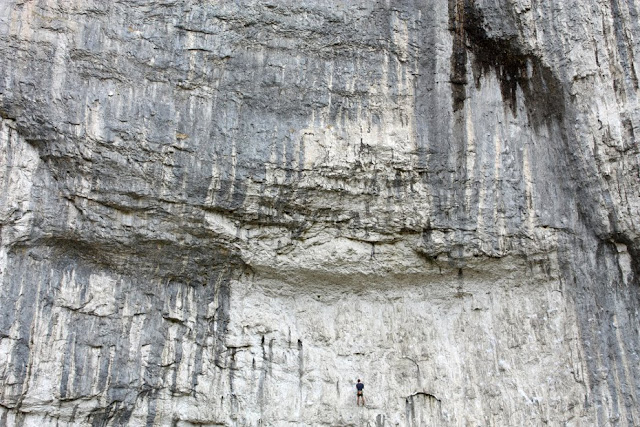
[1,0,639,425]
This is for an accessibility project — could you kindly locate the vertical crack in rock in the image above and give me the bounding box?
[257,335,267,413]
[213,277,231,370]
[297,339,304,382]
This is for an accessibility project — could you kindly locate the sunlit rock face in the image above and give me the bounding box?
[1,0,639,425]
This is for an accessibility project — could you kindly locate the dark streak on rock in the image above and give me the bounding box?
[610,0,639,90]
[144,389,159,427]
[257,335,267,411]
[297,339,304,381]
[59,332,75,399]
[213,278,231,369]
[449,0,566,129]
[450,0,468,112]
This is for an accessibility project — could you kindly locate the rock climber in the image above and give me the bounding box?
[356,379,365,406]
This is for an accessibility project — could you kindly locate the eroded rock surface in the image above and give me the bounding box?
[0,0,639,425]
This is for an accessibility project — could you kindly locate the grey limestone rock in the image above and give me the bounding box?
[0,0,639,425]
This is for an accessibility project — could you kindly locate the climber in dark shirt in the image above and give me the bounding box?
[356,379,365,406]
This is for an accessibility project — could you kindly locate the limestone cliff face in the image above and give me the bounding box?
[1,0,639,425]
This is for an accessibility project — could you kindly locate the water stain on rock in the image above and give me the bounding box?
[449,0,565,130]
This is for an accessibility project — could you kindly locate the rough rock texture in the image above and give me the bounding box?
[1,0,639,425]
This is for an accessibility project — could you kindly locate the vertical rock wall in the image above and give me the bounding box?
[0,0,639,425]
